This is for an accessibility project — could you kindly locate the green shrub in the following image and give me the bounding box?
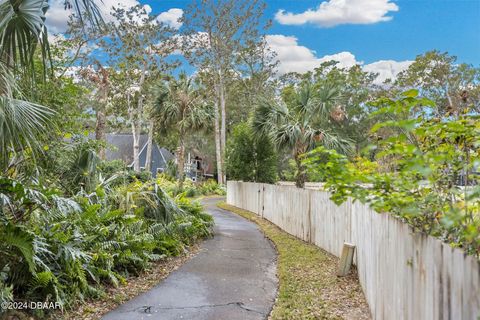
[164,159,178,180]
[156,175,224,198]
[0,175,213,317]
[197,179,226,196]
[304,91,480,256]
[50,137,103,195]
[156,174,180,195]
[226,122,278,183]
[129,170,152,182]
[98,159,127,178]
[185,187,197,197]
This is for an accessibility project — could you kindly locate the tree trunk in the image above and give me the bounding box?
[294,150,307,188]
[214,100,224,185]
[127,93,141,172]
[94,63,109,160]
[208,27,227,185]
[95,110,106,160]
[132,119,141,172]
[219,71,227,184]
[145,119,154,172]
[132,60,147,172]
[177,136,186,190]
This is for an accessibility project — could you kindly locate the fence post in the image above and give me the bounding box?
[337,242,356,276]
[308,189,312,243]
[261,184,265,218]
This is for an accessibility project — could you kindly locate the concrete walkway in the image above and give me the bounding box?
[102,197,278,320]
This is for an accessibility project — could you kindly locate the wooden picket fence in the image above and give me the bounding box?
[226,181,480,320]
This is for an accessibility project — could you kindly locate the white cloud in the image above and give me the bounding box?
[266,34,360,74]
[319,52,360,68]
[44,2,72,33]
[156,8,183,29]
[266,35,320,74]
[266,34,411,83]
[275,0,399,27]
[45,0,152,33]
[363,60,412,83]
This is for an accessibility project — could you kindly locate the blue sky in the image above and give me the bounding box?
[265,0,480,65]
[47,0,480,80]
[152,0,480,64]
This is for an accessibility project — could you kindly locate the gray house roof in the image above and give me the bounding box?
[105,134,174,176]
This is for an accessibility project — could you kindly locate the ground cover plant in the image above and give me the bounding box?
[0,158,213,318]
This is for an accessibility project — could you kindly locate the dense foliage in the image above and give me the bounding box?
[253,80,353,187]
[304,91,480,256]
[226,122,278,183]
[0,167,213,318]
[0,135,215,318]
[156,174,226,198]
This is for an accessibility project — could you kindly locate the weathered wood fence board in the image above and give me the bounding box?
[226,181,480,320]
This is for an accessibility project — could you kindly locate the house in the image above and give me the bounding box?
[184,148,215,181]
[104,134,174,177]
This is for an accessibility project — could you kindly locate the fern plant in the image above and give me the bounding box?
[0,173,213,317]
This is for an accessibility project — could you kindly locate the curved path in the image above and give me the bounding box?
[102,197,278,320]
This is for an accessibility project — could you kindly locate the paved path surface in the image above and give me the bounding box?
[102,197,278,320]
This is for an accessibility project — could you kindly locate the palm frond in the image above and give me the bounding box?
[0,223,36,273]
[0,0,49,72]
[317,131,354,155]
[293,84,313,116]
[0,61,55,168]
[185,100,214,130]
[309,83,340,122]
[275,122,301,148]
[0,96,54,168]
[153,73,214,134]
[252,97,288,138]
[253,83,351,157]
[0,0,104,73]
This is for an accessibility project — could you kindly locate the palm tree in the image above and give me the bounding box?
[154,73,213,189]
[0,0,103,169]
[253,82,352,188]
[0,62,53,170]
[0,0,102,70]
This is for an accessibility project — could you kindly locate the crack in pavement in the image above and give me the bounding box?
[219,246,274,251]
[130,302,266,316]
[213,234,254,242]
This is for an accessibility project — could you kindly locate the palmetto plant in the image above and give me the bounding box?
[0,175,213,313]
[0,0,103,170]
[0,0,103,71]
[0,176,82,307]
[253,82,352,188]
[154,73,214,189]
[0,62,54,170]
